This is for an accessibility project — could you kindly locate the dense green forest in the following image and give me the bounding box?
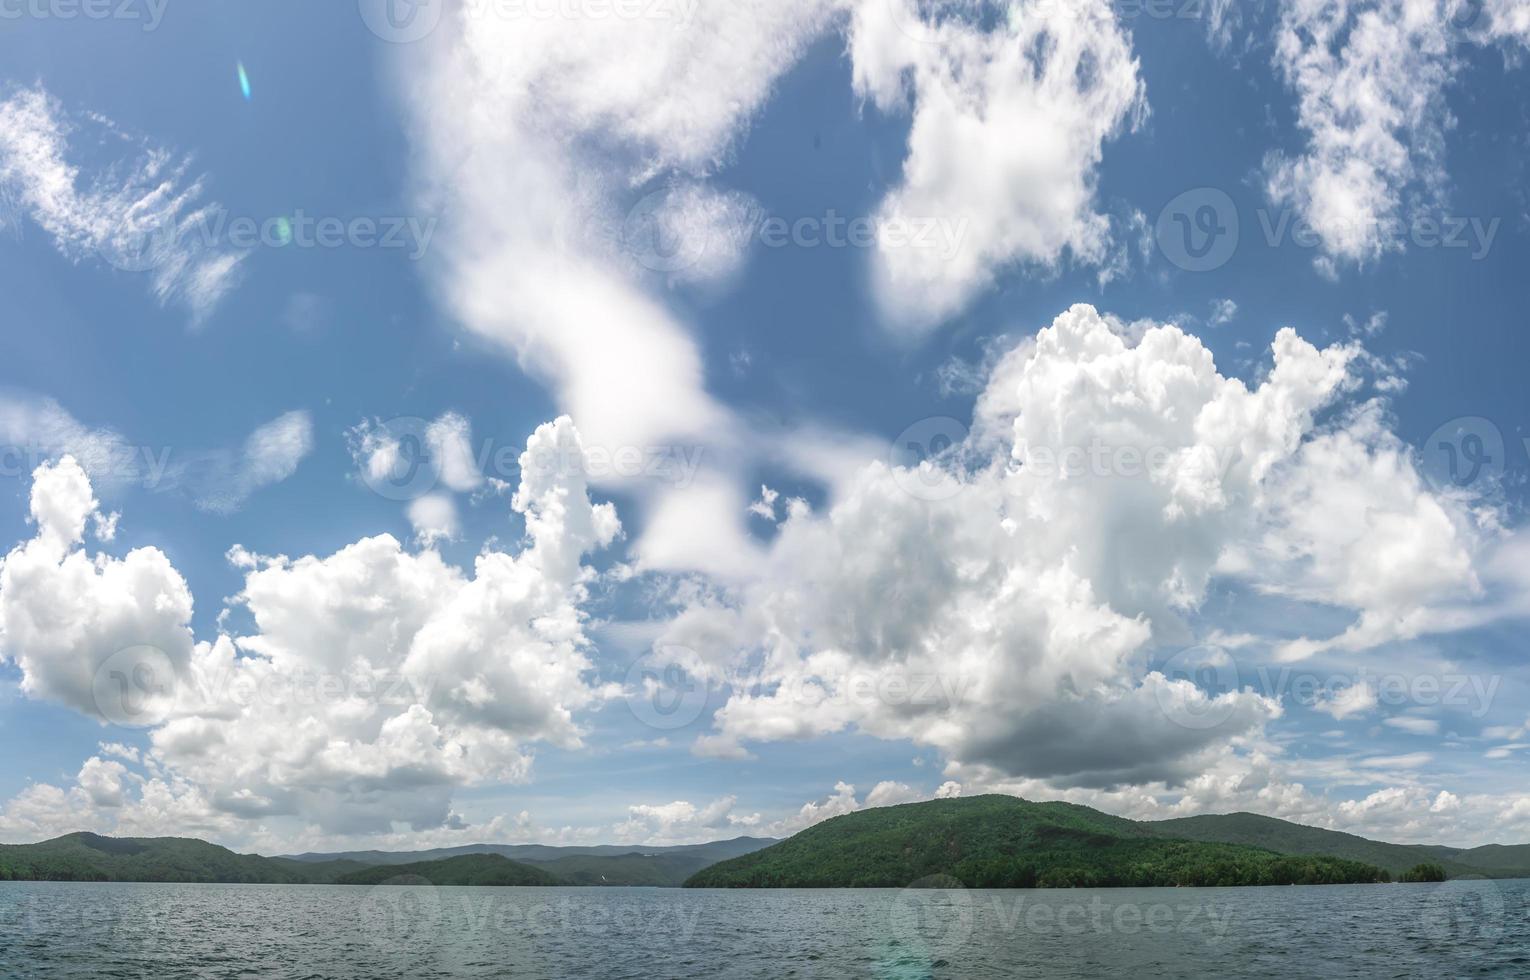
[6,799,1523,889]
[334,854,560,886]
[1399,863,1449,883]
[0,833,351,884]
[0,833,715,886]
[686,796,1393,888]
[1145,812,1530,879]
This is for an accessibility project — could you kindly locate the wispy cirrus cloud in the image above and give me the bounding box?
[0,85,244,323]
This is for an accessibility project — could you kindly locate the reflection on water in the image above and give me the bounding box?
[1,878,1526,978]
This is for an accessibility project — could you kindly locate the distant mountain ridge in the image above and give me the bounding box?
[335,853,559,887]
[277,835,775,867]
[0,832,776,887]
[5,807,1526,889]
[1144,812,1530,879]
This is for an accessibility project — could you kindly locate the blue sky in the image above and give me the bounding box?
[0,0,1527,851]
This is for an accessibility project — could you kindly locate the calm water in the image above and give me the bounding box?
[1,879,1526,978]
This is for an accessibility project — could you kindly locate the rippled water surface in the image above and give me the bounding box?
[2,878,1526,978]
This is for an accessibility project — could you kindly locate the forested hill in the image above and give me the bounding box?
[334,853,559,886]
[685,796,1393,888]
[0,831,756,886]
[0,832,366,884]
[1145,812,1530,879]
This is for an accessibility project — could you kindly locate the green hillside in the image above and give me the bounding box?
[523,851,714,886]
[1437,843,1530,876]
[686,796,1389,888]
[278,836,775,867]
[1143,812,1530,878]
[0,832,309,883]
[334,853,560,886]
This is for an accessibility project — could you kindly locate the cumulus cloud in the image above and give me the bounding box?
[407,493,460,547]
[849,0,1147,333]
[0,418,622,836]
[613,795,753,845]
[0,86,244,323]
[0,456,195,722]
[658,304,1499,788]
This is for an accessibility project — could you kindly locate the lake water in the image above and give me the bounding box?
[1,878,1526,978]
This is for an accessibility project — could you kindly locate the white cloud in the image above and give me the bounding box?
[407,492,460,547]
[0,394,308,513]
[0,457,196,722]
[948,749,1530,847]
[0,391,142,493]
[0,86,244,323]
[665,304,1502,787]
[1384,715,1442,735]
[1313,680,1379,720]
[398,0,1157,576]
[1257,0,1530,271]
[426,412,483,493]
[850,0,1147,334]
[0,418,623,836]
[181,411,315,515]
[613,795,753,845]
